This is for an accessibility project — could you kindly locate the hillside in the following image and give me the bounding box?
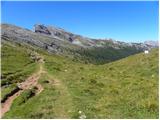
[1,39,158,118]
[1,23,157,64]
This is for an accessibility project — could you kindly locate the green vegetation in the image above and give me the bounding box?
[2,41,159,119]
[76,46,142,64]
[1,42,38,85]
[1,42,38,102]
[11,87,37,108]
[2,42,33,74]
[1,84,19,102]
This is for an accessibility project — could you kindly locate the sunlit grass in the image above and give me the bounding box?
[2,42,159,118]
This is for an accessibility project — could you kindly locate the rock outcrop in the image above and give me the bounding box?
[34,24,51,35]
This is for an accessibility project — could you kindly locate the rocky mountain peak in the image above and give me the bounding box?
[34,24,77,42]
[34,24,51,35]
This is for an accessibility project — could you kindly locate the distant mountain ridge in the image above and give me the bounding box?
[144,40,159,48]
[1,23,158,64]
[34,24,158,49]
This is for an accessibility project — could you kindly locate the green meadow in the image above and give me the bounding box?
[1,41,159,119]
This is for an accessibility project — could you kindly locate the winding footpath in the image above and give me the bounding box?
[1,57,45,117]
[1,56,75,118]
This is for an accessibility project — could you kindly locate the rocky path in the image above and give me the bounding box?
[1,57,45,117]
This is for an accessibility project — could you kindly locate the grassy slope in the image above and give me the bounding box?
[1,41,39,102]
[94,48,159,118]
[2,42,159,119]
[76,46,142,64]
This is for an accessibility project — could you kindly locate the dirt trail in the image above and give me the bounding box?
[1,91,22,117]
[1,55,74,118]
[1,57,45,117]
[18,63,45,92]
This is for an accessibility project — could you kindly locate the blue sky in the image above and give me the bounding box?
[1,1,158,43]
